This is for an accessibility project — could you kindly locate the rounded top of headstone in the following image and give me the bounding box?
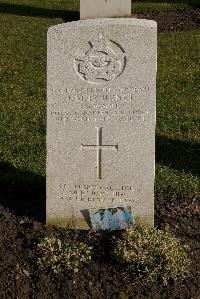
[48,18,157,34]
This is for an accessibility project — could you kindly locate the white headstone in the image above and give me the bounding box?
[47,18,157,228]
[80,0,131,19]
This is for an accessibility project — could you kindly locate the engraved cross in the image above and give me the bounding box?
[81,127,118,179]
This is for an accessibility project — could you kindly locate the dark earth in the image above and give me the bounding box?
[0,8,200,299]
[1,195,199,298]
[136,8,200,32]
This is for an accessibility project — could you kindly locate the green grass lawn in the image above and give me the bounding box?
[0,1,199,216]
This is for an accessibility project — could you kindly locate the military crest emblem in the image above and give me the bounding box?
[74,33,126,84]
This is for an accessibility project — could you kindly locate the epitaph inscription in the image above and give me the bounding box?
[59,183,141,204]
[47,19,157,228]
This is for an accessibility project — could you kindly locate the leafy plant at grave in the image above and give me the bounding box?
[113,224,190,285]
[37,236,92,274]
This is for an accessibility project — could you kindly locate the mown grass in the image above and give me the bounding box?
[0,0,79,12]
[156,30,200,200]
[0,1,199,219]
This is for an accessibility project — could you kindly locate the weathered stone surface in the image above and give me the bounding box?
[47,18,157,228]
[80,0,131,19]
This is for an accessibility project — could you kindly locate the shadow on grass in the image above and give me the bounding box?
[0,161,45,222]
[156,136,200,177]
[133,0,200,8]
[0,2,79,21]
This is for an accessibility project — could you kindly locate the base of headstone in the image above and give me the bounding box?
[47,216,91,229]
[46,214,154,229]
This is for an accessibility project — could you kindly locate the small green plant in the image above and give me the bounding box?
[114,224,190,285]
[37,236,92,274]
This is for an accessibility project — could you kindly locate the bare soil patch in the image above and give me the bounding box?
[136,8,200,32]
[0,194,199,298]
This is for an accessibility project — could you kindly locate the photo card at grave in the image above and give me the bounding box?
[47,19,157,228]
[90,206,134,230]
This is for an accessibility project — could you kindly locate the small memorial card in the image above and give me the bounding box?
[89,206,134,230]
